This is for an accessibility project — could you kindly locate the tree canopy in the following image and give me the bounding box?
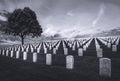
[6,7,42,44]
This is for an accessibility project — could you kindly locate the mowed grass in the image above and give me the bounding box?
[0,55,120,81]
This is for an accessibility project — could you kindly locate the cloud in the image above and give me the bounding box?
[92,3,105,27]
[0,15,7,21]
[67,11,74,16]
[1,0,120,38]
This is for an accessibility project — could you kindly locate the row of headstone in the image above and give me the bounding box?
[0,37,119,57]
[0,38,93,57]
[0,47,112,78]
[82,38,93,51]
[95,38,103,58]
[115,38,119,45]
[98,37,118,52]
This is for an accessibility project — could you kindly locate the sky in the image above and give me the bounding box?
[0,0,120,38]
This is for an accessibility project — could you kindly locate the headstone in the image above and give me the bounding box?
[83,45,87,51]
[99,58,111,78]
[96,45,100,50]
[97,48,103,57]
[44,48,47,54]
[64,48,68,55]
[112,45,117,52]
[77,42,79,48]
[14,47,17,51]
[23,52,27,60]
[70,44,72,48]
[46,54,52,65]
[66,55,74,69]
[37,48,40,53]
[21,47,24,52]
[18,47,20,51]
[33,53,37,62]
[56,47,58,50]
[31,47,34,52]
[78,48,83,56]
[49,46,52,50]
[72,46,75,51]
[0,49,1,54]
[16,51,19,59]
[115,40,119,45]
[10,51,14,57]
[26,47,29,52]
[6,50,9,56]
[53,48,56,54]
[105,42,107,46]
[107,43,111,48]
[2,50,5,56]
[86,43,89,48]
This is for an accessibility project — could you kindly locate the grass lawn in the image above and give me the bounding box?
[0,55,120,81]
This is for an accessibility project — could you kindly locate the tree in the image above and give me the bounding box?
[0,20,7,31]
[0,10,10,31]
[6,7,42,45]
[0,10,11,18]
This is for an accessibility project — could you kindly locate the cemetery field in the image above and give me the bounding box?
[0,37,120,81]
[0,55,120,81]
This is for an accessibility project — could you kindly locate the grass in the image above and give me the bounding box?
[0,38,120,81]
[0,55,120,81]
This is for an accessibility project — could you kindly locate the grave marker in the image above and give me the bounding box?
[33,53,37,62]
[23,52,27,60]
[112,45,117,52]
[78,48,83,56]
[66,55,74,69]
[99,58,111,78]
[46,54,52,65]
[97,48,103,57]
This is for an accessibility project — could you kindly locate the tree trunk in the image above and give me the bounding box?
[21,35,24,45]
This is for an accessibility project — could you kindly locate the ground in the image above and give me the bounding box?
[0,55,120,81]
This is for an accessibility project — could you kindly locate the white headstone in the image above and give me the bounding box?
[21,47,24,52]
[78,48,83,56]
[31,47,34,52]
[0,49,1,55]
[37,48,40,53]
[66,55,74,69]
[64,48,68,55]
[16,51,19,59]
[18,47,20,51]
[115,40,119,45]
[46,54,52,65]
[53,48,56,54]
[72,46,75,51]
[10,51,14,57]
[26,47,29,52]
[23,52,27,60]
[56,47,58,50]
[83,45,87,51]
[99,58,111,78]
[2,50,5,56]
[107,43,111,48]
[14,47,17,51]
[97,48,103,57]
[33,53,37,62]
[44,48,47,54]
[69,44,72,48]
[112,45,117,52]
[96,45,100,50]
[49,46,52,50]
[6,50,9,56]
[105,42,107,46]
